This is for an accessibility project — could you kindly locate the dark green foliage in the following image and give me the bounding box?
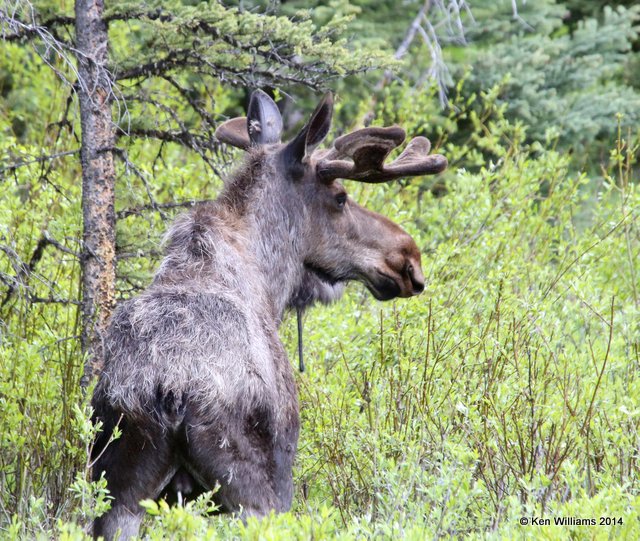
[268,0,640,167]
[462,2,640,159]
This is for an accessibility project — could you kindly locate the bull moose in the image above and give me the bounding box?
[91,90,447,540]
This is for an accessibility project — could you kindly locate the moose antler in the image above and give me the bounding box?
[316,126,447,183]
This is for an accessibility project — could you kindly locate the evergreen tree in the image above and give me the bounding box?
[459,1,640,160]
[257,0,640,163]
[1,0,388,381]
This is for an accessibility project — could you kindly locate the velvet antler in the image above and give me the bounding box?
[316,126,447,183]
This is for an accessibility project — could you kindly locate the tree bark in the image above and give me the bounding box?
[75,0,116,388]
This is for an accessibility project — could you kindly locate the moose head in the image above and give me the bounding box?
[215,90,447,309]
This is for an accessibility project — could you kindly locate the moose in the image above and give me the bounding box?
[91,90,447,540]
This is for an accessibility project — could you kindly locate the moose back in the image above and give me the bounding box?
[91,90,447,540]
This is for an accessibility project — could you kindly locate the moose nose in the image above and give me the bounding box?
[405,262,425,295]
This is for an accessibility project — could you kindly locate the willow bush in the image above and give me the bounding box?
[1,83,639,539]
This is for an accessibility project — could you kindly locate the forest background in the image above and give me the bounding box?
[1,0,639,539]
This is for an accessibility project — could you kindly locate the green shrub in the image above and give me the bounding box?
[1,83,638,538]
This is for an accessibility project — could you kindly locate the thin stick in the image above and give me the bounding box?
[297,307,305,373]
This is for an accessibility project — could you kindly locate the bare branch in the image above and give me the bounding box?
[114,49,192,81]
[0,233,80,306]
[394,0,432,62]
[116,200,201,220]
[111,147,166,220]
[123,127,218,151]
[367,0,470,119]
[115,49,330,90]
[0,7,72,44]
[42,231,81,258]
[0,149,79,173]
[162,75,216,129]
[418,17,451,107]
[510,0,534,30]
[1,2,79,85]
[30,296,81,305]
[0,243,29,306]
[117,250,162,260]
[1,0,129,129]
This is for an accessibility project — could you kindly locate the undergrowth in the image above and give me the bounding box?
[1,88,638,539]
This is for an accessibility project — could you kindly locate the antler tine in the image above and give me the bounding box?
[317,126,447,183]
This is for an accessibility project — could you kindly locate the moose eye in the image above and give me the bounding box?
[335,192,347,209]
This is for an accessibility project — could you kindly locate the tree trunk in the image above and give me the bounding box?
[75,0,116,388]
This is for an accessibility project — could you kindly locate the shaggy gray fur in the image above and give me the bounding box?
[91,90,429,541]
[98,151,308,426]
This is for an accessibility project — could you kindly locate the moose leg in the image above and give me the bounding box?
[183,412,299,517]
[92,422,177,541]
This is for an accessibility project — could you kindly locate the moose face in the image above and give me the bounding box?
[294,165,425,301]
[216,90,447,303]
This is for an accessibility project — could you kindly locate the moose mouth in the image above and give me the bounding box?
[365,271,402,301]
[303,264,410,301]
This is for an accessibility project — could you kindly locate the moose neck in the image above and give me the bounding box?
[241,151,305,322]
[156,149,304,324]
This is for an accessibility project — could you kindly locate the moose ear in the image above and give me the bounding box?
[285,92,333,163]
[247,89,283,146]
[215,117,250,150]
